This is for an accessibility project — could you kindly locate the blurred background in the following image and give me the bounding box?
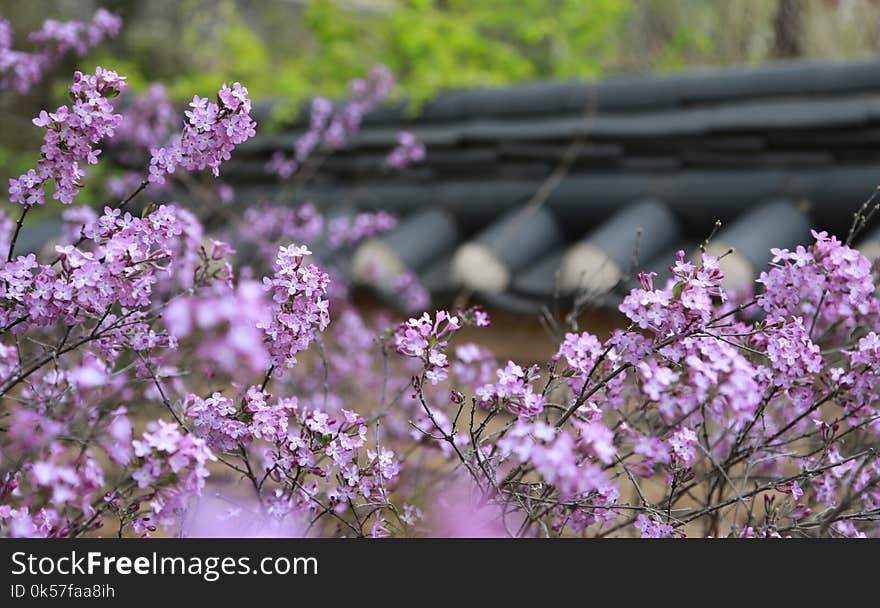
[5,0,880,119]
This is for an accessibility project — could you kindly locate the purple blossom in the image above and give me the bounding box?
[554,331,604,391]
[0,204,193,332]
[327,211,398,249]
[385,131,426,170]
[393,310,461,384]
[148,82,256,185]
[9,67,126,206]
[476,361,546,418]
[131,420,215,530]
[257,244,331,370]
[669,427,698,468]
[758,230,877,333]
[620,250,725,335]
[634,514,676,538]
[764,316,823,388]
[184,387,296,452]
[498,420,616,503]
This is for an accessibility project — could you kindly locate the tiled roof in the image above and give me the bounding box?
[228,57,880,313]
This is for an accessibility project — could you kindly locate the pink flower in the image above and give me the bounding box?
[257,244,331,370]
[476,361,546,418]
[9,67,125,206]
[385,131,426,170]
[148,82,256,185]
[634,514,676,538]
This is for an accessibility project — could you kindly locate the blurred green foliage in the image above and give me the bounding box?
[7,0,880,115]
[300,0,630,101]
[77,0,633,117]
[6,0,880,107]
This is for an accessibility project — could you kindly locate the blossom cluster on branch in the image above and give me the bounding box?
[148,82,256,185]
[5,51,880,539]
[9,67,126,207]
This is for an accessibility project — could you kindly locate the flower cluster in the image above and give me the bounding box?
[758,230,877,332]
[385,131,426,170]
[476,361,546,418]
[393,310,461,384]
[265,405,401,519]
[763,316,823,389]
[634,514,676,538]
[0,204,187,331]
[148,82,256,185]
[668,426,698,468]
[554,331,604,392]
[258,245,331,370]
[327,210,398,249]
[0,9,121,93]
[130,421,215,532]
[498,420,619,529]
[184,387,296,452]
[848,331,880,411]
[636,335,763,428]
[620,251,725,335]
[9,67,126,206]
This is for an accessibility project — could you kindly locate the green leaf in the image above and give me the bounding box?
[141,202,159,218]
[672,281,686,299]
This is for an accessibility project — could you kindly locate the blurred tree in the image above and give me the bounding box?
[773,0,804,58]
[300,0,630,104]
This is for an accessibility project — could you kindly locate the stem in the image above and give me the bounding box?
[7,204,32,262]
[63,179,148,257]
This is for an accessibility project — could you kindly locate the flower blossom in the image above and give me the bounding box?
[385,131,426,170]
[148,82,256,184]
[9,67,126,206]
[258,244,331,370]
[130,421,216,531]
